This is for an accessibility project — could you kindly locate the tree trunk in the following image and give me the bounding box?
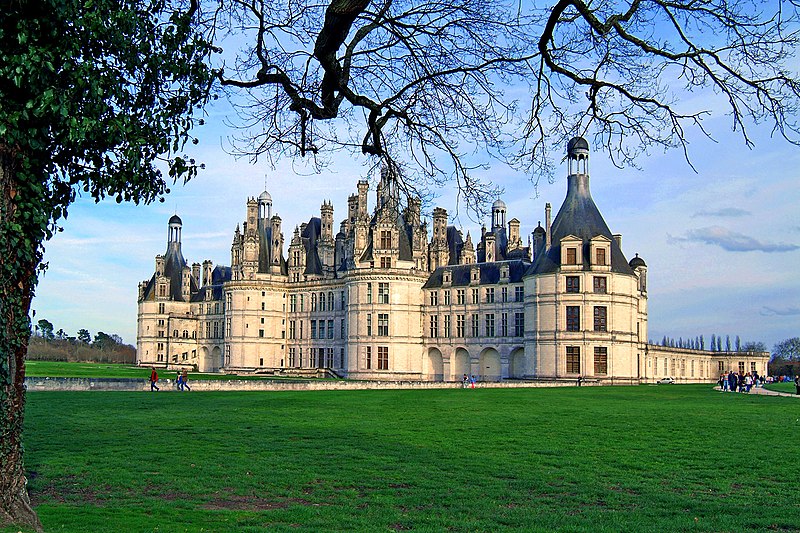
[0,146,43,532]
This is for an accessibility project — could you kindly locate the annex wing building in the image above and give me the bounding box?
[136,139,769,382]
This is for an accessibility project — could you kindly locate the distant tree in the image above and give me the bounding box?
[725,335,731,352]
[0,1,212,528]
[55,329,66,340]
[36,320,54,340]
[735,336,741,352]
[742,341,767,353]
[93,332,121,350]
[76,329,92,344]
[699,335,705,351]
[772,338,800,361]
[710,334,716,352]
[716,337,722,352]
[661,336,667,347]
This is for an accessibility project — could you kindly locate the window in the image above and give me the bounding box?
[593,306,607,332]
[226,319,231,336]
[366,283,373,303]
[365,346,372,369]
[173,330,178,337]
[430,315,439,337]
[501,313,508,337]
[213,322,219,338]
[514,312,524,336]
[205,323,210,338]
[457,289,465,305]
[456,314,465,337]
[289,321,296,339]
[566,346,580,373]
[751,362,756,373]
[485,314,495,337]
[680,359,686,377]
[261,302,265,311]
[158,303,165,314]
[367,314,372,336]
[486,287,495,303]
[471,314,479,337]
[515,286,524,302]
[380,256,391,268]
[380,230,392,248]
[259,329,264,338]
[471,289,479,304]
[225,345,230,365]
[566,306,580,332]
[158,285,166,297]
[299,320,303,339]
[311,293,317,311]
[594,347,607,375]
[341,291,346,309]
[328,292,334,311]
[328,319,334,339]
[566,248,577,265]
[300,294,304,312]
[566,276,580,293]
[378,314,389,336]
[290,295,297,312]
[289,348,296,367]
[430,291,438,306]
[311,320,317,339]
[738,361,745,373]
[340,319,345,339]
[444,290,451,305]
[327,348,334,367]
[182,330,188,338]
[378,283,389,304]
[444,315,451,337]
[596,248,606,266]
[378,346,389,370]
[215,302,220,314]
[593,277,607,294]
[501,287,508,302]
[718,361,724,372]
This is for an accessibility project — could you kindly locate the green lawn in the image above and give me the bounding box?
[7,385,799,532]
[24,361,313,381]
[765,381,798,394]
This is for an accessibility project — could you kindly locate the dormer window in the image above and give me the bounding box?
[596,248,606,266]
[589,236,612,270]
[566,248,577,265]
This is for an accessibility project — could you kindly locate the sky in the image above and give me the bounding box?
[30,39,800,354]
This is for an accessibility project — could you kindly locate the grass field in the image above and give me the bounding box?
[7,385,799,532]
[24,361,313,381]
[766,381,798,394]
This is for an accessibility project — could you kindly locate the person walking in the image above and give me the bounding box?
[795,374,800,395]
[176,370,184,391]
[181,368,191,392]
[727,371,736,393]
[149,368,159,392]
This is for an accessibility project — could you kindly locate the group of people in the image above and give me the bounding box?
[461,374,477,389]
[148,367,190,392]
[718,371,762,393]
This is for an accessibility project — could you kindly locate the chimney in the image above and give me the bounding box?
[192,263,201,287]
[545,203,552,248]
[613,234,622,249]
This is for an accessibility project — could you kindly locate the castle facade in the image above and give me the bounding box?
[136,139,769,382]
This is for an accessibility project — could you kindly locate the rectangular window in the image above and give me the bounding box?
[328,319,334,339]
[594,347,607,375]
[594,306,607,332]
[750,362,756,373]
[444,315,451,337]
[300,294,304,312]
[378,314,389,336]
[158,303,165,313]
[327,347,334,368]
[367,314,372,336]
[377,346,389,370]
[430,315,439,337]
[367,283,372,303]
[501,313,508,337]
[378,282,389,304]
[566,306,580,332]
[593,276,607,293]
[311,320,317,339]
[515,286,524,302]
[311,294,317,312]
[485,314,495,337]
[289,348,296,366]
[471,314,479,337]
[566,248,577,265]
[290,295,297,312]
[596,248,606,266]
[380,256,391,268]
[380,230,392,249]
[738,361,745,373]
[319,292,326,312]
[213,322,219,338]
[566,346,580,373]
[485,287,495,303]
[472,289,479,304]
[341,291,346,309]
[501,287,508,302]
[289,320,296,339]
[299,320,303,339]
[514,312,524,336]
[444,290,451,305]
[430,291,438,306]
[340,319,345,339]
[456,314,465,337]
[258,329,264,338]
[457,289,465,305]
[365,346,372,369]
[566,276,580,293]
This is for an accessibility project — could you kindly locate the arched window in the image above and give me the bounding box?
[319,292,326,311]
[173,330,178,337]
[182,330,188,338]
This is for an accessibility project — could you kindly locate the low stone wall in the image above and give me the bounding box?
[24,376,615,392]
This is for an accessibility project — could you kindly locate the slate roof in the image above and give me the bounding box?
[301,217,324,276]
[525,174,634,276]
[423,259,530,289]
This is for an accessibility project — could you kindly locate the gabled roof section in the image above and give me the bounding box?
[423,260,530,289]
[302,217,324,275]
